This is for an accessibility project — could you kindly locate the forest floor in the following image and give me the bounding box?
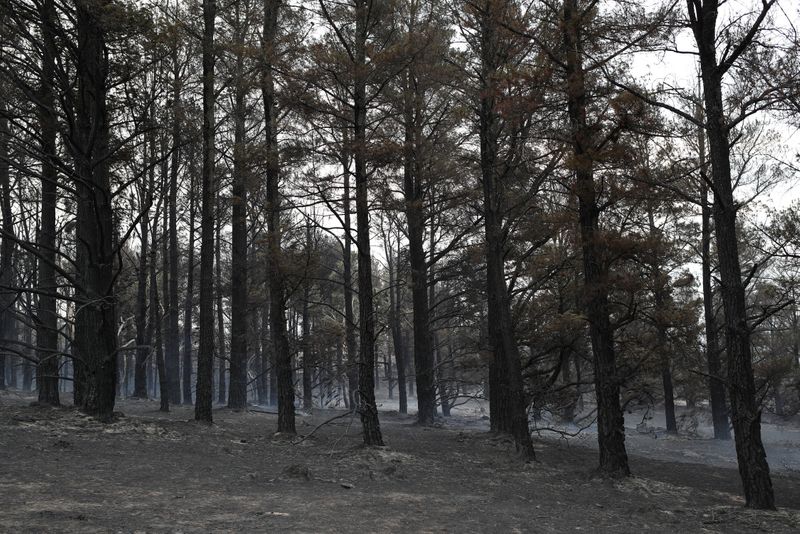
[1,392,799,533]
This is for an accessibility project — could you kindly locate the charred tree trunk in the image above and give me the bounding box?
[262,0,295,434]
[353,0,383,446]
[476,0,534,459]
[228,3,249,410]
[402,71,436,426]
[387,240,407,414]
[342,159,359,409]
[215,209,226,405]
[151,223,169,412]
[430,198,448,418]
[252,309,265,404]
[698,121,730,440]
[660,364,677,434]
[301,305,312,411]
[302,230,313,410]
[688,0,774,509]
[261,302,273,405]
[385,337,394,399]
[133,127,154,399]
[71,0,118,420]
[563,0,628,477]
[183,154,197,405]
[34,0,61,405]
[648,209,677,434]
[160,134,176,408]
[165,51,182,406]
[195,0,217,423]
[394,307,407,414]
[792,294,799,370]
[656,310,677,434]
[21,296,33,390]
[557,292,577,422]
[0,98,12,391]
[559,347,575,423]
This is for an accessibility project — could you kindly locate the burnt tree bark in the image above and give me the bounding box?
[21,293,33,391]
[262,300,275,406]
[133,207,149,400]
[697,115,730,440]
[647,208,677,434]
[70,0,118,420]
[474,0,534,459]
[430,198,449,417]
[215,205,226,405]
[151,214,169,412]
[252,308,265,404]
[183,155,197,405]
[301,298,313,410]
[386,232,407,414]
[341,153,359,409]
[165,48,182,406]
[301,222,313,411]
[183,150,198,404]
[228,0,249,410]
[160,134,174,409]
[0,98,12,392]
[35,0,60,403]
[352,0,383,446]
[195,0,217,423]
[687,0,774,509]
[133,122,155,399]
[562,0,628,477]
[401,69,436,426]
[0,97,17,389]
[262,0,295,434]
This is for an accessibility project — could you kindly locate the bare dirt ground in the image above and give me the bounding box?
[1,392,799,533]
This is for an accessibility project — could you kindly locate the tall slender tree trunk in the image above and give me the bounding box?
[151,220,169,412]
[34,0,61,405]
[133,127,154,399]
[659,333,677,433]
[556,290,577,422]
[262,300,276,406]
[384,335,394,399]
[166,51,182,406]
[22,293,33,391]
[160,132,177,408]
[252,309,265,404]
[262,0,295,434]
[689,1,774,508]
[228,2,249,410]
[341,155,359,409]
[402,71,436,426]
[430,197,448,417]
[791,291,799,370]
[147,343,155,397]
[352,0,383,446]
[647,209,677,434]
[215,210,226,405]
[0,99,12,391]
[183,152,197,404]
[697,115,730,440]
[72,0,118,420]
[195,0,217,423]
[301,304,313,411]
[302,224,313,411]
[476,0,534,459]
[387,240,407,414]
[563,0,627,476]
